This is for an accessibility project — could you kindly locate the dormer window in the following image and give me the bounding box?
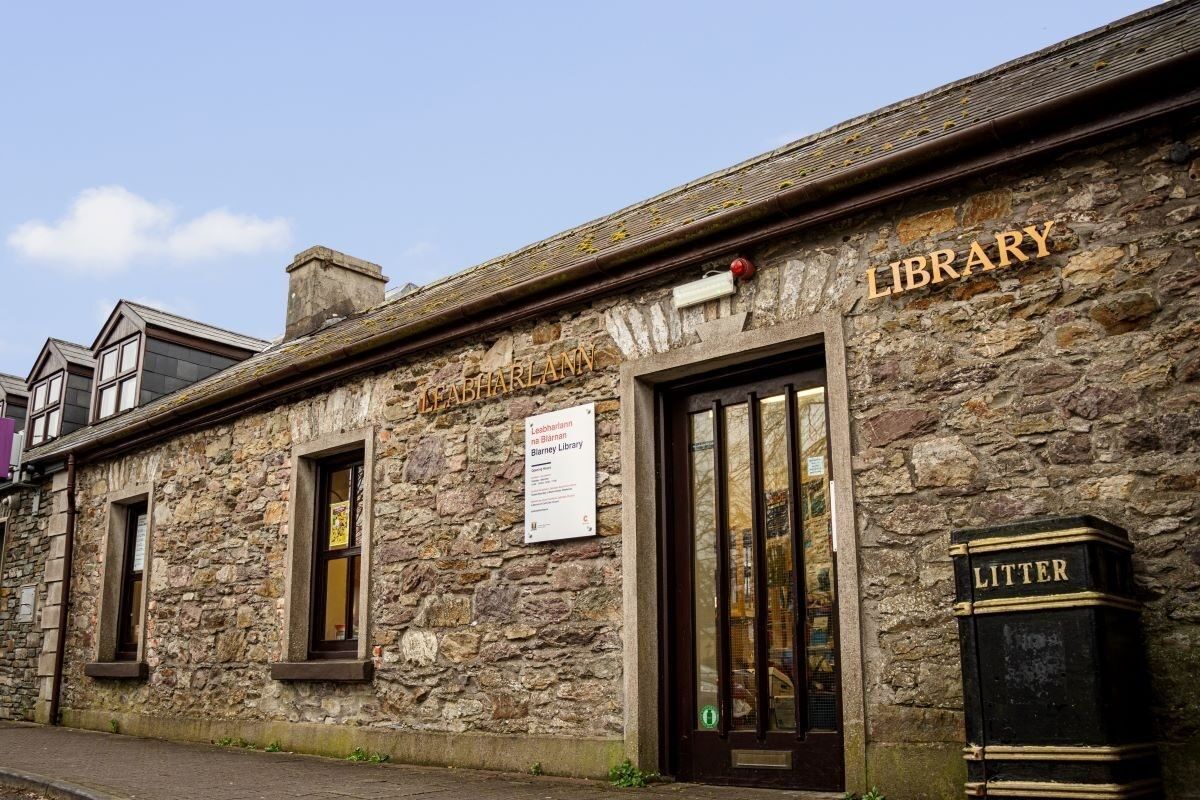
[29,373,64,446]
[95,335,141,420]
[84,301,267,426]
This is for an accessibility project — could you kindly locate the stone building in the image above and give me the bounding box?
[1,4,1198,798]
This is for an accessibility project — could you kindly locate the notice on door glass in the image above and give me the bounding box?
[524,402,597,544]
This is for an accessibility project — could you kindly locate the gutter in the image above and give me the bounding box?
[48,452,76,726]
[27,44,1200,467]
[0,481,41,494]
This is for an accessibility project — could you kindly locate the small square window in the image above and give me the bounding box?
[100,349,118,381]
[120,339,139,373]
[119,377,137,411]
[100,385,117,418]
[32,415,45,445]
[32,383,46,411]
[46,408,61,438]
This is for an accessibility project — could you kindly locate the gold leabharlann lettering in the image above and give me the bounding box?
[417,345,596,414]
[867,221,1056,300]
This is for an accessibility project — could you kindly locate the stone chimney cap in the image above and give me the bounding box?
[287,246,389,283]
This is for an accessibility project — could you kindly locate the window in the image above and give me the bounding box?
[28,372,65,445]
[272,430,373,681]
[94,335,141,421]
[310,454,364,657]
[116,502,148,660]
[85,487,154,678]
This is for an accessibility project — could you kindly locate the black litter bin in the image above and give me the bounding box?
[951,515,1162,799]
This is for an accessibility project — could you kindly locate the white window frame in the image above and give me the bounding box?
[27,372,65,446]
[93,334,142,422]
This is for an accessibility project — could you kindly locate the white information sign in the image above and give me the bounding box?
[132,513,148,572]
[524,402,597,544]
[17,585,36,623]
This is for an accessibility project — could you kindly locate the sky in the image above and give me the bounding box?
[0,1,1158,377]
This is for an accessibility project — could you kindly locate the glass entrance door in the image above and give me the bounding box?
[665,355,843,790]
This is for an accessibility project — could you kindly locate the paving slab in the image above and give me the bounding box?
[0,723,836,800]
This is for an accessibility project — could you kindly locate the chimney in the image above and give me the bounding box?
[284,246,388,341]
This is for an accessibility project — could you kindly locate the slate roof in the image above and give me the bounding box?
[0,374,27,399]
[116,301,270,353]
[26,339,96,386]
[48,340,96,370]
[25,0,1200,463]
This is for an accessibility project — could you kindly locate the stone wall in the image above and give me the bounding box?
[57,116,1199,796]
[601,118,1200,798]
[0,484,50,720]
[59,320,625,774]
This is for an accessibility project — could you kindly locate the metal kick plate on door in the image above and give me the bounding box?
[731,750,792,769]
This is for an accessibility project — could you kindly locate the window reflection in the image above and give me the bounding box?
[723,403,757,731]
[686,382,836,737]
[690,411,719,729]
[796,387,837,731]
[759,394,796,731]
[313,459,364,654]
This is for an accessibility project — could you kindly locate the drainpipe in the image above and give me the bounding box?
[48,452,76,726]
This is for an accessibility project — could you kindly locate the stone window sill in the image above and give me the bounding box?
[84,661,148,680]
[270,660,374,683]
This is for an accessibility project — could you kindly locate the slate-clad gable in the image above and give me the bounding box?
[86,301,268,423]
[62,373,93,431]
[4,403,26,427]
[138,337,241,406]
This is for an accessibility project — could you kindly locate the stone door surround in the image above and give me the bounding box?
[618,310,866,791]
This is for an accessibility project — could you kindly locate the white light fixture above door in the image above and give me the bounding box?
[672,270,736,310]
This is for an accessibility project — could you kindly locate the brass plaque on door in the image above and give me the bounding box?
[731,750,792,769]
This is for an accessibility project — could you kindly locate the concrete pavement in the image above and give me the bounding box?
[0,723,836,800]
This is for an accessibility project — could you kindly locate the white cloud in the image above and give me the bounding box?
[7,186,291,274]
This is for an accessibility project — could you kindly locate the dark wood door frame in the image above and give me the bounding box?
[618,313,867,792]
[657,349,844,790]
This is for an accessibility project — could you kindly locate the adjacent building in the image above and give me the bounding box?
[0,374,28,430]
[1,4,1198,798]
[0,374,28,475]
